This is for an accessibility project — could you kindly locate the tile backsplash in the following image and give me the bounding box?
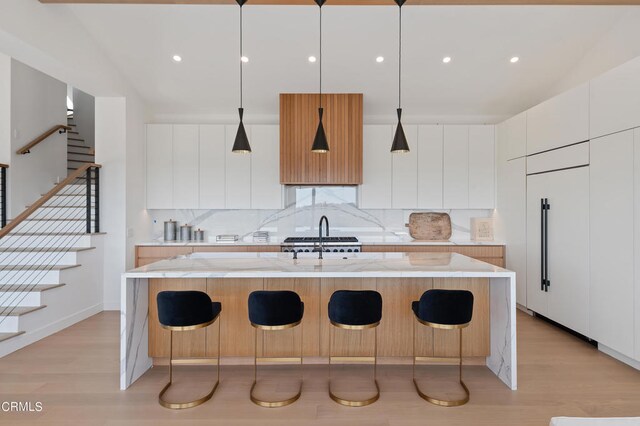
[147,202,493,242]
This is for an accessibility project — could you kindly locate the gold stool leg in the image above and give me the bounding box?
[328,326,380,407]
[250,323,303,408]
[413,326,470,407]
[159,319,221,410]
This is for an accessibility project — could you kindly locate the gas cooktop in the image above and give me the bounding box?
[283,237,359,244]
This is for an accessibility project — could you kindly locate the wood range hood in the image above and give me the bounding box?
[280,93,363,185]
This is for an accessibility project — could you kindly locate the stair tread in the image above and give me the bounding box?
[0,331,25,343]
[68,138,85,142]
[0,306,46,316]
[0,247,95,253]
[67,144,90,149]
[0,264,79,271]
[0,284,66,292]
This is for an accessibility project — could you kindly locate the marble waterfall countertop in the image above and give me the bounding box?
[124,252,514,279]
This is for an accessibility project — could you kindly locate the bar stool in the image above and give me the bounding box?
[156,290,222,410]
[412,289,474,407]
[328,290,383,407]
[248,290,304,408]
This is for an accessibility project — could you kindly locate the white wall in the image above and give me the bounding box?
[72,87,95,148]
[10,60,67,218]
[0,0,150,310]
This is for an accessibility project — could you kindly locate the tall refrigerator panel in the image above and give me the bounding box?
[526,166,590,336]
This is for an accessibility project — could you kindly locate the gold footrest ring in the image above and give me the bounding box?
[158,379,219,410]
[250,380,302,408]
[413,378,469,407]
[329,380,380,407]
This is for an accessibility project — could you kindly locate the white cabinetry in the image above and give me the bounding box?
[497,157,527,306]
[361,125,393,209]
[225,125,252,209]
[417,125,443,209]
[199,125,226,209]
[146,124,173,209]
[172,125,199,209]
[635,128,640,362]
[527,83,589,155]
[443,125,469,208]
[146,124,281,210]
[590,130,635,358]
[251,125,281,209]
[391,125,418,209]
[526,166,590,336]
[503,111,527,160]
[469,126,495,209]
[590,57,640,139]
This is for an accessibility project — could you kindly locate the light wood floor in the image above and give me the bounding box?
[1,311,640,425]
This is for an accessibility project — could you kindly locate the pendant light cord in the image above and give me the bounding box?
[239,3,243,110]
[319,4,322,110]
[398,4,402,109]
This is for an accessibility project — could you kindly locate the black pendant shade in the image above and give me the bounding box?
[311,107,329,153]
[232,0,251,153]
[232,108,251,153]
[391,108,409,153]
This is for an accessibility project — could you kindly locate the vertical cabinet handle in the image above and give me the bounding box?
[544,198,550,292]
[540,198,545,291]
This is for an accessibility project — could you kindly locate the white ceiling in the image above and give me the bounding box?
[65,4,634,122]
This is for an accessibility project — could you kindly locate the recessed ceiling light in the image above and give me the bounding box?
[376,56,384,63]
[241,56,249,63]
[510,56,520,63]
[308,56,317,63]
[442,56,452,64]
[172,55,182,62]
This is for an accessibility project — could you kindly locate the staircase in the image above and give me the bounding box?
[66,112,95,175]
[0,165,104,357]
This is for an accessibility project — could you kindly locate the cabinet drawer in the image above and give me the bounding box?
[192,246,248,252]
[137,246,193,259]
[526,143,589,175]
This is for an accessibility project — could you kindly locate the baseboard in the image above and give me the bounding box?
[516,304,533,315]
[598,344,640,370]
[0,303,104,358]
[102,300,120,311]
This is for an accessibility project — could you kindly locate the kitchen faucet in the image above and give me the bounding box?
[316,215,329,259]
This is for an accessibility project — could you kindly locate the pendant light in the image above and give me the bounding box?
[311,0,329,153]
[232,0,251,153]
[391,0,410,153]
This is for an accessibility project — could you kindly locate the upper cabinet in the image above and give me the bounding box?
[146,124,281,210]
[417,125,444,209]
[280,93,363,185]
[526,83,589,155]
[360,125,392,209]
[502,111,527,160]
[391,125,418,209]
[443,125,469,209]
[146,124,173,209]
[468,125,495,209]
[590,57,640,140]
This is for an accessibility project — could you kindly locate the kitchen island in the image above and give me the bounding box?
[121,252,516,391]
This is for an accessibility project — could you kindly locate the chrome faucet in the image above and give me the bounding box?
[317,215,329,259]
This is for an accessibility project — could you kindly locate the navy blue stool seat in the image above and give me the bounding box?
[156,290,222,409]
[247,290,304,408]
[248,290,304,328]
[328,290,382,327]
[327,290,382,407]
[411,289,474,407]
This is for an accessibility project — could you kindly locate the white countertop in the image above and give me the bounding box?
[124,252,513,279]
[137,237,504,247]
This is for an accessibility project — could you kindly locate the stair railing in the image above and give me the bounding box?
[0,164,7,228]
[0,163,101,325]
[16,125,72,155]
